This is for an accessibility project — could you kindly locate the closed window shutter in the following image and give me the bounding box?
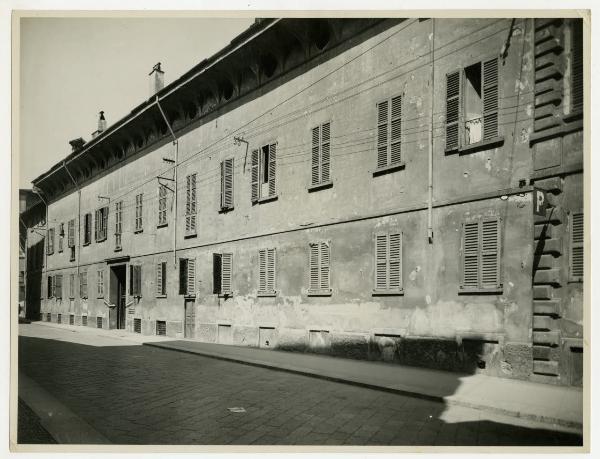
[309,243,319,291]
[321,123,331,183]
[570,212,584,280]
[258,249,266,292]
[221,253,232,294]
[389,233,402,290]
[311,126,320,186]
[319,242,330,290]
[68,219,75,247]
[482,58,499,140]
[156,262,163,296]
[190,174,197,229]
[376,100,389,168]
[102,207,108,240]
[251,149,259,202]
[445,71,460,150]
[375,234,388,290]
[571,20,583,113]
[267,248,276,292]
[480,219,500,288]
[462,222,480,289]
[390,96,402,164]
[158,186,167,225]
[98,270,104,297]
[268,143,276,196]
[70,273,75,298]
[56,275,62,299]
[187,258,196,296]
[94,210,99,241]
[221,158,234,209]
[185,174,197,233]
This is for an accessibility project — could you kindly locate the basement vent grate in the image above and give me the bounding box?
[134,318,142,334]
[156,320,167,336]
[82,315,87,326]
[57,314,62,324]
[69,314,74,325]
[97,317,103,329]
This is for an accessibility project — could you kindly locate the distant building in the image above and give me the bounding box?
[24,18,584,386]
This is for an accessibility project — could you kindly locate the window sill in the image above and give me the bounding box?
[372,289,404,296]
[450,136,504,155]
[307,181,333,192]
[372,162,405,177]
[183,294,195,299]
[307,289,332,297]
[184,232,197,239]
[257,291,277,297]
[219,206,234,214]
[217,292,233,298]
[83,242,90,247]
[157,223,168,229]
[156,294,167,299]
[70,258,76,262]
[114,247,122,252]
[254,194,278,205]
[133,229,143,234]
[458,287,503,295]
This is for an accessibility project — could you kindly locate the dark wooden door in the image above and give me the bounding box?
[184,299,195,338]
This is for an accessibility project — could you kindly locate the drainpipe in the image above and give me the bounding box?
[156,97,179,268]
[427,18,435,244]
[19,216,28,318]
[63,161,81,284]
[32,186,48,313]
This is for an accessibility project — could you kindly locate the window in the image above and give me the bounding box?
[47,275,53,298]
[158,185,168,226]
[97,269,105,298]
[310,122,331,187]
[115,201,123,250]
[570,19,583,114]
[213,253,232,296]
[251,143,276,202]
[69,273,75,299]
[58,223,64,252]
[308,242,331,295]
[376,96,402,171]
[130,265,142,297]
[460,218,502,292]
[135,194,143,232]
[179,258,196,296]
[445,57,499,151]
[95,206,108,242]
[68,219,76,261]
[47,228,55,255]
[185,174,197,236]
[156,261,167,297]
[569,211,583,281]
[373,232,403,294]
[79,271,88,299]
[258,248,276,296]
[55,274,63,299]
[83,213,92,245]
[220,158,234,211]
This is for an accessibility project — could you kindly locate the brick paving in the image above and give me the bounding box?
[18,325,582,446]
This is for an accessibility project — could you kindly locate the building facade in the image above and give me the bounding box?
[25,18,584,386]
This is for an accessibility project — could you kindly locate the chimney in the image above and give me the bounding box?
[92,111,106,139]
[149,62,164,96]
[68,137,86,152]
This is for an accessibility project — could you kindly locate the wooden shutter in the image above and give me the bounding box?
[251,149,259,202]
[158,186,167,225]
[570,212,584,280]
[571,20,583,113]
[462,222,480,289]
[185,174,197,233]
[69,273,75,299]
[375,234,388,290]
[258,249,267,293]
[221,253,232,294]
[319,242,330,291]
[221,158,234,209]
[321,122,331,183]
[480,219,500,288]
[187,258,196,296]
[94,210,99,241]
[68,219,75,247]
[388,233,402,290]
[190,173,196,228]
[268,143,276,196]
[311,126,320,185]
[180,258,188,295]
[390,96,402,164]
[482,58,499,140]
[309,243,320,291]
[136,265,142,297]
[267,248,276,293]
[376,100,389,168]
[445,71,460,150]
[102,207,108,240]
[97,270,104,297]
[156,262,163,296]
[47,276,52,297]
[212,255,221,294]
[55,274,62,299]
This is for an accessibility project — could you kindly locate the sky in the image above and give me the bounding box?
[19,17,254,188]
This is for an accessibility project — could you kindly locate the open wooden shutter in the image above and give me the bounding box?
[445,71,460,150]
[221,253,232,294]
[70,273,75,298]
[185,176,191,231]
[390,96,402,164]
[462,222,480,289]
[319,242,330,291]
[480,219,500,288]
[258,249,267,292]
[482,58,499,140]
[221,158,234,209]
[56,275,62,299]
[321,122,331,183]
[570,212,584,280]
[376,100,389,168]
[267,248,276,293]
[251,149,259,202]
[388,233,402,290]
[311,126,320,186]
[571,20,583,113]
[268,143,276,196]
[309,243,319,291]
[190,174,197,232]
[375,234,388,290]
[156,262,163,296]
[95,210,100,241]
[136,265,142,297]
[68,219,74,247]
[187,258,196,296]
[103,207,108,240]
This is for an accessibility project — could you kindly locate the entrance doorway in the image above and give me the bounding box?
[109,265,127,329]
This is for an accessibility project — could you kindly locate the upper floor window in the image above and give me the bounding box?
[185,173,197,236]
[156,261,167,297]
[375,96,403,173]
[95,206,108,242]
[55,274,63,299]
[69,273,75,299]
[47,228,55,255]
[115,201,123,250]
[373,232,403,294]
[79,270,88,299]
[135,194,143,233]
[258,248,276,296]
[460,217,502,292]
[251,143,276,203]
[179,258,196,296]
[213,253,233,296]
[158,185,168,227]
[445,57,499,151]
[83,213,92,245]
[58,223,64,253]
[220,158,234,211]
[67,219,76,261]
[310,122,332,188]
[308,241,331,296]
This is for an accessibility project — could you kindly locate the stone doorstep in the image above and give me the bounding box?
[143,340,583,434]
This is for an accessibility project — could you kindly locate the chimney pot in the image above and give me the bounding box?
[149,62,164,97]
[69,137,86,152]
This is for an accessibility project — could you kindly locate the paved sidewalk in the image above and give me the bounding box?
[144,339,583,431]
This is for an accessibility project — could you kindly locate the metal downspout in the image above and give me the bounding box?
[428,18,435,243]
